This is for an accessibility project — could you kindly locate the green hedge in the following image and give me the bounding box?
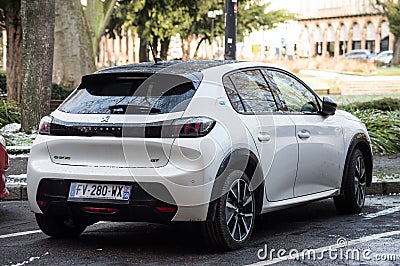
[51,83,72,100]
[0,73,6,95]
[342,98,400,154]
[0,100,20,128]
[342,97,400,112]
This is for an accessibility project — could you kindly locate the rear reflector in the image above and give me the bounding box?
[37,200,48,207]
[82,207,118,214]
[155,206,177,212]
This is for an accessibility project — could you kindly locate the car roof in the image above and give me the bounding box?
[94,60,239,75]
[347,49,370,53]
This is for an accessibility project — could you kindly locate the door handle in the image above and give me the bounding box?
[258,132,271,142]
[298,130,310,139]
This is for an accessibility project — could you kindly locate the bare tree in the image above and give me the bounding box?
[21,0,55,132]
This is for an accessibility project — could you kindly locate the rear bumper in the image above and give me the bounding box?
[27,136,224,222]
[36,179,177,223]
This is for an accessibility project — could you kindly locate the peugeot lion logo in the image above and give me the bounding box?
[101,115,110,123]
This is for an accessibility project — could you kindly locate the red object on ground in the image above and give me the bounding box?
[0,144,9,199]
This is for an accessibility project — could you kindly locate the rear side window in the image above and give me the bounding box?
[59,74,197,114]
[226,70,278,113]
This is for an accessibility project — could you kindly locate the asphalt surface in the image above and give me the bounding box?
[1,196,400,265]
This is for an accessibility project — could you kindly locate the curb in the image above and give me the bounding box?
[5,185,28,200]
[2,181,400,201]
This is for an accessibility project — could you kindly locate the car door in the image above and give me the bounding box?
[264,69,345,197]
[223,69,298,202]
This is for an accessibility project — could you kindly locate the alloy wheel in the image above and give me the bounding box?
[354,155,366,207]
[225,178,254,242]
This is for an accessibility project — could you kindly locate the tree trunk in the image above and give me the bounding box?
[181,36,192,60]
[160,38,170,61]
[21,0,55,132]
[193,37,207,59]
[151,35,159,60]
[4,4,22,104]
[53,0,96,89]
[139,38,149,62]
[392,36,400,66]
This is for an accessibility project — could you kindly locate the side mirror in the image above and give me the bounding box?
[321,96,337,115]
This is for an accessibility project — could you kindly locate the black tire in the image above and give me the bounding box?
[35,213,86,238]
[334,149,367,214]
[201,170,256,251]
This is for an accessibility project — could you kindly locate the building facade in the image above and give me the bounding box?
[245,0,394,59]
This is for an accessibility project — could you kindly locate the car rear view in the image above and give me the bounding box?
[27,62,223,238]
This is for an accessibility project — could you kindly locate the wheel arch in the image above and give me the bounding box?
[206,148,265,221]
[340,133,373,194]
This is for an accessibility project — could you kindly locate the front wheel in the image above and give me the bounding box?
[202,170,256,250]
[334,149,367,214]
[35,214,86,238]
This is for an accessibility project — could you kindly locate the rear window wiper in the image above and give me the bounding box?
[108,104,161,114]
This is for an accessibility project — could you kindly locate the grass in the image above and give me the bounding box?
[376,68,400,76]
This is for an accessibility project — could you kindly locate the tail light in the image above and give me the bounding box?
[37,116,215,138]
[171,117,216,138]
[38,116,53,135]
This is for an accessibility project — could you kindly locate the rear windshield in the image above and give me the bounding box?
[59,74,199,114]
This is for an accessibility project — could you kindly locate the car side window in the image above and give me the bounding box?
[266,70,319,114]
[222,76,245,113]
[227,70,278,113]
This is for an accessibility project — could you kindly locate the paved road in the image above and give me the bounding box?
[1,196,400,265]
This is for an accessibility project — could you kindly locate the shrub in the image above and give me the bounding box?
[342,98,400,154]
[352,110,400,154]
[0,100,20,128]
[0,73,6,95]
[52,83,72,100]
[342,97,400,112]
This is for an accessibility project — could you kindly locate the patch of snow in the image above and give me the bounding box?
[9,252,49,266]
[373,173,400,183]
[6,174,27,186]
[8,153,30,159]
[6,146,31,151]
[0,123,21,135]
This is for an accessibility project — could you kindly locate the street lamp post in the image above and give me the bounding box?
[208,10,223,59]
[225,0,237,60]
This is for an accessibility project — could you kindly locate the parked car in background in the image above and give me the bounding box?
[342,49,372,60]
[27,60,373,250]
[0,135,9,199]
[372,50,393,64]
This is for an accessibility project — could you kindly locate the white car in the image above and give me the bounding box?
[27,61,373,250]
[342,49,371,60]
[374,50,393,64]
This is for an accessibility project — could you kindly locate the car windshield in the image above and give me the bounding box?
[59,74,199,114]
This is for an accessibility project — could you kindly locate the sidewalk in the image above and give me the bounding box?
[3,154,400,200]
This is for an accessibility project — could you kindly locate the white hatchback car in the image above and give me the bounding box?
[27,61,372,250]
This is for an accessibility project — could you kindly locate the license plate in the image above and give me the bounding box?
[68,182,131,201]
